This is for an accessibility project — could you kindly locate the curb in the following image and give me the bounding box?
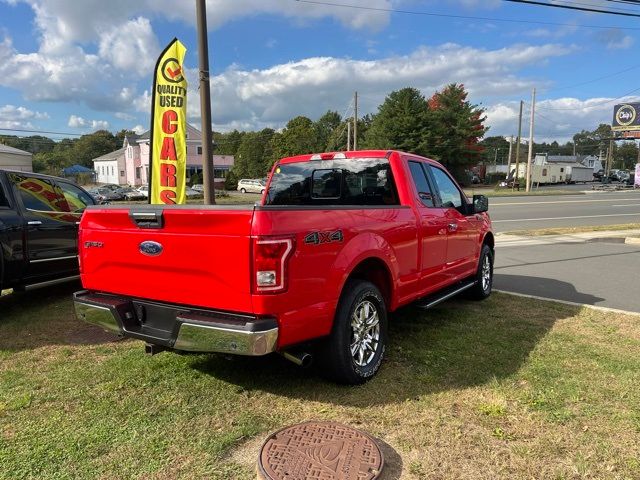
[494,290,640,317]
[625,237,640,245]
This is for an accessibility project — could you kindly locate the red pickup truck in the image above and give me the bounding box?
[74,150,493,384]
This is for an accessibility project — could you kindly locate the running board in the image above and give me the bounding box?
[415,280,477,309]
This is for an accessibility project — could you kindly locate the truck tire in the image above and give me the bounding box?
[240,188,246,193]
[317,280,388,384]
[466,244,493,301]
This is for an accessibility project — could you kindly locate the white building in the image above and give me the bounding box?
[93,125,234,186]
[93,147,126,185]
[0,144,33,172]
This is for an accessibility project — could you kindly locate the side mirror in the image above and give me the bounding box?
[473,194,489,214]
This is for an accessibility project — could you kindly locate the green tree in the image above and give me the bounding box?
[427,83,487,181]
[614,141,638,170]
[314,110,342,151]
[363,87,431,155]
[573,124,613,156]
[214,130,244,156]
[271,116,318,160]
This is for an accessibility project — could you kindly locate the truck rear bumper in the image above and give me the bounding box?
[73,290,278,356]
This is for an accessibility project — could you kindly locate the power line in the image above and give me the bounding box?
[0,127,85,137]
[292,0,640,30]
[503,0,640,17]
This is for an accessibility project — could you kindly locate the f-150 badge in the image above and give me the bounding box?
[304,230,344,245]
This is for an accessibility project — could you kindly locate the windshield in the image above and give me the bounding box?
[265,157,399,206]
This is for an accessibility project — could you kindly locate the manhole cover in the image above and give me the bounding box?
[258,421,384,480]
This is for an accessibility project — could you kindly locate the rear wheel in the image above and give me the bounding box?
[240,188,246,193]
[466,244,493,300]
[317,280,387,384]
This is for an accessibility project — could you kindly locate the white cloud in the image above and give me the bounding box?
[98,17,159,77]
[68,115,86,128]
[8,0,395,42]
[163,42,573,131]
[132,124,146,134]
[0,104,49,120]
[484,96,637,143]
[68,115,109,130]
[595,28,634,50]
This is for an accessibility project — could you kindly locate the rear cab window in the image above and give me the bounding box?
[0,177,9,208]
[265,157,399,206]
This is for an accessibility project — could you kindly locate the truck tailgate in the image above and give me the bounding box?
[79,206,255,313]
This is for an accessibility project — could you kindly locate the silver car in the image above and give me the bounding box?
[237,179,266,194]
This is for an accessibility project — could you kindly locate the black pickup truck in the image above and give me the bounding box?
[0,169,96,291]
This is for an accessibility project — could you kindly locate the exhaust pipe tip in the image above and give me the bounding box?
[281,350,313,368]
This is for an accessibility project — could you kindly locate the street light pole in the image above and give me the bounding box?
[196,0,215,204]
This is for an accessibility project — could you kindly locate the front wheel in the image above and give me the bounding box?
[240,188,246,193]
[316,280,388,384]
[466,244,493,300]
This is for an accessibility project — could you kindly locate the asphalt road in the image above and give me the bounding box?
[494,240,640,313]
[488,190,640,232]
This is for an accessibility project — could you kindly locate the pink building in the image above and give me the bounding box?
[93,124,234,187]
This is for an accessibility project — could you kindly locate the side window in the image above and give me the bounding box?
[408,161,435,208]
[429,166,464,211]
[9,174,68,212]
[58,182,94,213]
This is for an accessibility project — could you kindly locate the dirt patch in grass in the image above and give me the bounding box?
[1,292,639,479]
[503,222,640,236]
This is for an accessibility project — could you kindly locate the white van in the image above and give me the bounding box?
[237,179,266,194]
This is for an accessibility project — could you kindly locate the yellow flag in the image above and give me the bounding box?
[149,38,188,205]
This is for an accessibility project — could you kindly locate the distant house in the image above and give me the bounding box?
[0,144,33,172]
[580,155,604,174]
[92,124,234,186]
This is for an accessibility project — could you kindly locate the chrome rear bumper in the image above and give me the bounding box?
[73,291,278,356]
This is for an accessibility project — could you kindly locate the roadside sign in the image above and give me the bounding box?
[612,103,640,131]
[635,163,640,188]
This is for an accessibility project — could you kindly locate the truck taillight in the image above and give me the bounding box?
[252,237,294,293]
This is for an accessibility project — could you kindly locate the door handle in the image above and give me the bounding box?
[28,221,43,226]
[448,222,458,232]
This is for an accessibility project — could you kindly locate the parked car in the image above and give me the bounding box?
[136,185,149,198]
[74,150,493,384]
[93,187,122,201]
[121,187,146,201]
[0,169,96,291]
[86,188,109,204]
[191,184,204,192]
[237,178,266,194]
[185,187,203,198]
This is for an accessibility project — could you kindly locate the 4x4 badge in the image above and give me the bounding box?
[304,230,344,245]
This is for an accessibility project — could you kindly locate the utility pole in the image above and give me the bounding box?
[507,135,514,174]
[196,0,215,204]
[494,147,498,165]
[353,91,358,151]
[513,100,524,191]
[526,88,536,192]
[347,120,351,151]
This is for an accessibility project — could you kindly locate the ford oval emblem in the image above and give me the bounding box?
[139,240,163,256]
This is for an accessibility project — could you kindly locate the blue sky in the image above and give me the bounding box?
[1,0,640,143]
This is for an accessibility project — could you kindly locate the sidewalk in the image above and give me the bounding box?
[495,229,640,248]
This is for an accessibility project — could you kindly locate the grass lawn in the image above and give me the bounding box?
[1,285,639,479]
